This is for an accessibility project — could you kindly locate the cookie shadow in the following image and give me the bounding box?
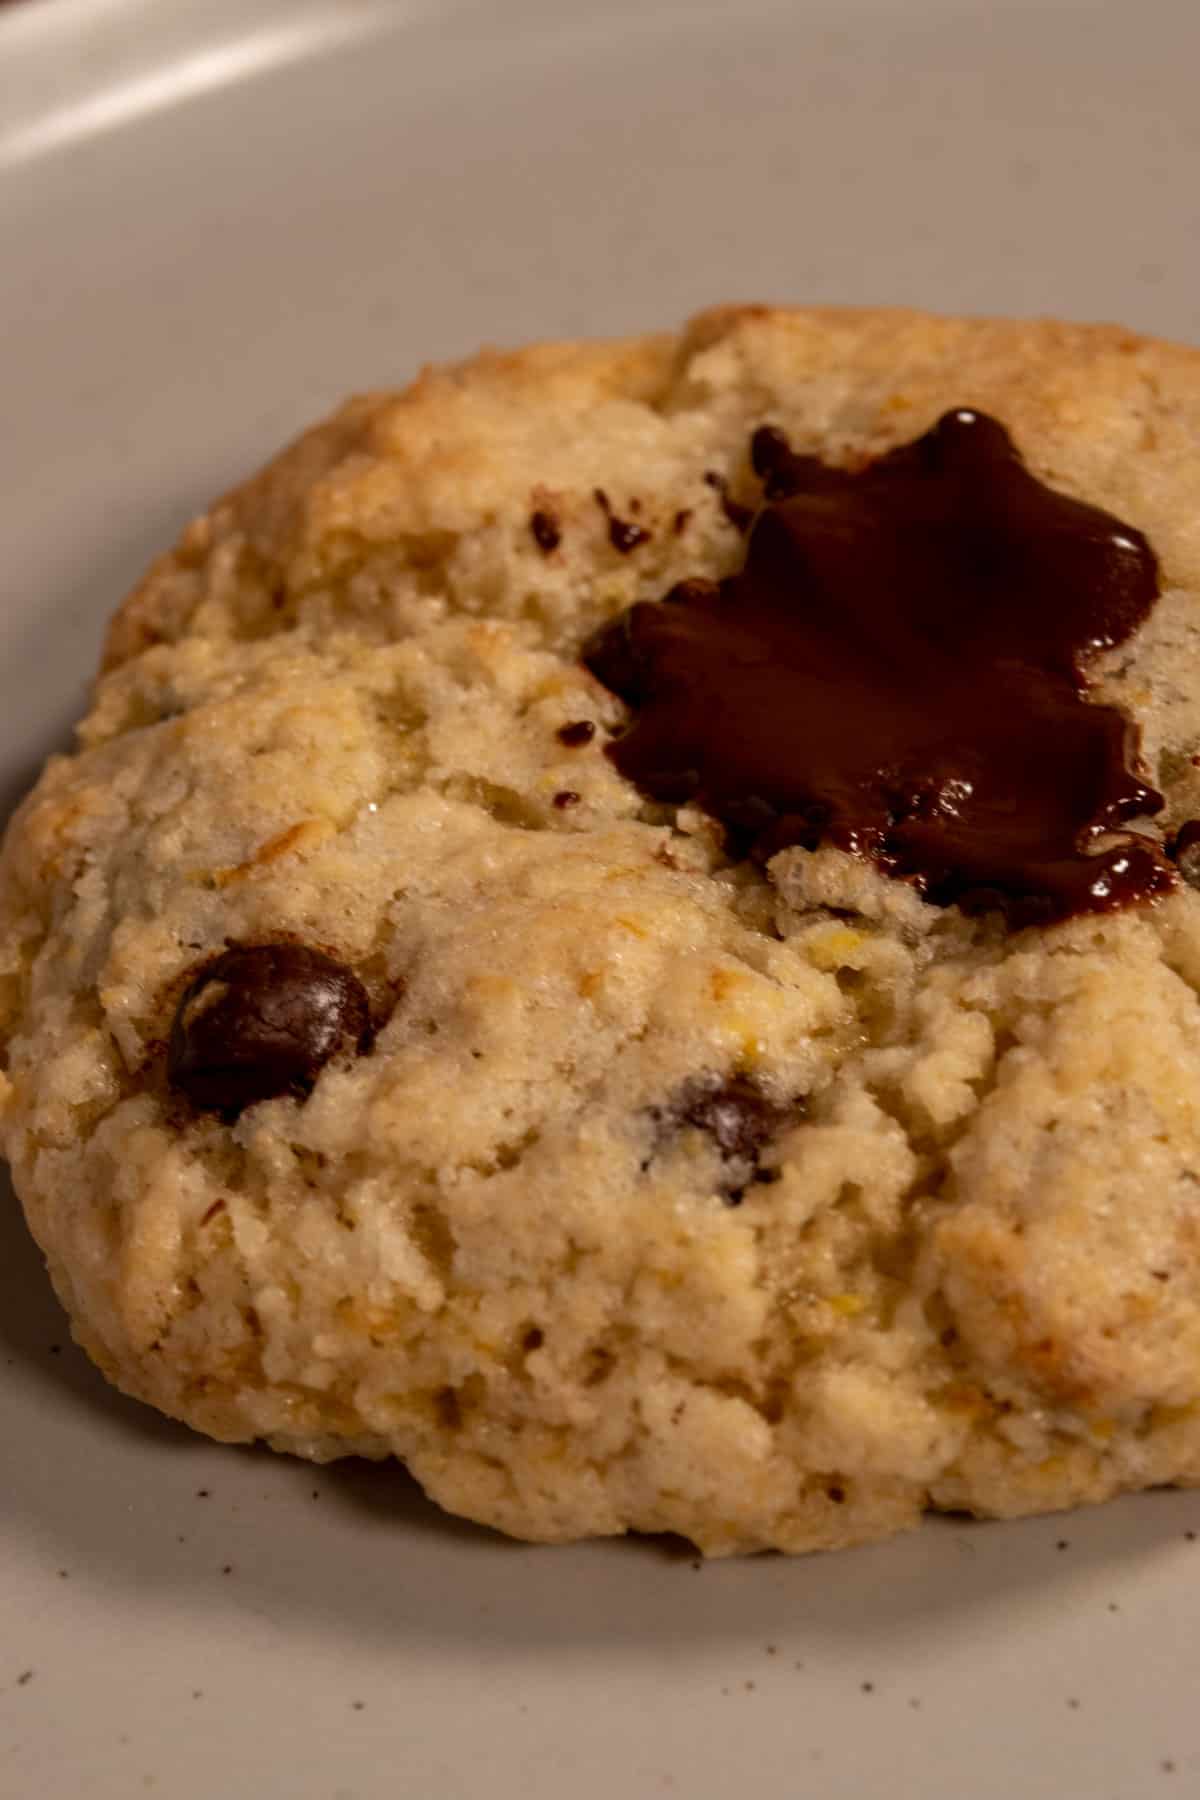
[315,1454,1200,1656]
[0,1167,198,1445]
[2,1172,1193,1657]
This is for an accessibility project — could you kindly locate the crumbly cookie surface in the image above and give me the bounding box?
[6,305,1200,1554]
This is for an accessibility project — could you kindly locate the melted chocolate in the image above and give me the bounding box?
[168,944,371,1116]
[704,470,755,533]
[584,410,1172,925]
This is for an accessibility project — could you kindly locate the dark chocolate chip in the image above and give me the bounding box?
[610,517,651,553]
[530,509,561,553]
[651,1074,797,1202]
[553,790,581,809]
[1169,819,1200,887]
[556,719,596,747]
[679,1076,779,1160]
[168,944,371,1116]
[594,487,651,553]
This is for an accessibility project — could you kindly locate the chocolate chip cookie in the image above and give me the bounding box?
[6,305,1200,1554]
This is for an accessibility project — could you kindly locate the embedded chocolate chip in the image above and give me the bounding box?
[610,517,650,553]
[552,789,581,809]
[594,488,651,553]
[530,509,561,553]
[168,944,370,1116]
[1169,820,1200,888]
[652,1074,799,1203]
[679,1076,778,1160]
[556,719,596,747]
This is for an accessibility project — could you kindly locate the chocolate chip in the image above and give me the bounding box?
[611,517,650,552]
[681,1077,777,1159]
[556,719,596,747]
[673,508,693,536]
[1169,820,1200,887]
[552,789,581,809]
[168,944,371,1116]
[594,487,651,553]
[530,509,561,553]
[652,1074,798,1202]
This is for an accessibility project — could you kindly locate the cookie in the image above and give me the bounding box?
[6,304,1200,1556]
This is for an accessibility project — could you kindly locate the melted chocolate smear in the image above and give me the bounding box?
[168,944,371,1116]
[585,409,1173,926]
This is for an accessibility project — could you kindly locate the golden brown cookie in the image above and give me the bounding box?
[5,305,1200,1554]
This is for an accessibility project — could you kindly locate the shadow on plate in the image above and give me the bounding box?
[2,1167,1195,1657]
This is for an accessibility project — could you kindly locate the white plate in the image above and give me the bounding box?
[3,2,1199,1795]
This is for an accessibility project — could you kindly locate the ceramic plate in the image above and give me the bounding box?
[3,2,1199,1794]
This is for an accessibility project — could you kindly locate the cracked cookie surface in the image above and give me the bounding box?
[6,305,1200,1554]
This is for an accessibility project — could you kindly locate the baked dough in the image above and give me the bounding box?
[5,306,1200,1554]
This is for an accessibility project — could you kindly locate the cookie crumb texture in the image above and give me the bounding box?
[6,306,1200,1555]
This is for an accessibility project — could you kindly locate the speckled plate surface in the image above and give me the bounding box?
[3,2,1200,1794]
